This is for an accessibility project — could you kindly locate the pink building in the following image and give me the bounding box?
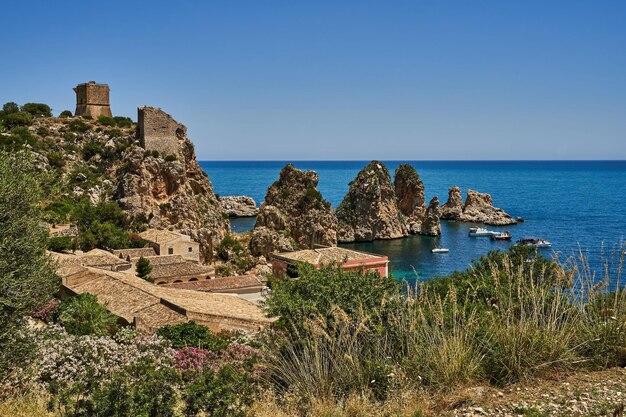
[270,246,389,279]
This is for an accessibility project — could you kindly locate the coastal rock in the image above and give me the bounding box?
[115,108,229,257]
[441,186,517,226]
[219,196,259,217]
[421,197,441,236]
[250,164,337,255]
[440,186,464,220]
[394,164,429,234]
[249,227,294,258]
[462,189,517,226]
[336,161,406,242]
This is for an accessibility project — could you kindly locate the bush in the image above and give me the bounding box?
[81,141,103,160]
[2,102,19,114]
[46,151,65,168]
[1,111,33,130]
[0,126,37,150]
[47,236,75,253]
[21,103,52,117]
[97,115,116,126]
[59,110,73,118]
[52,293,119,336]
[136,257,153,281]
[113,116,133,127]
[156,321,231,351]
[164,154,177,162]
[216,234,244,261]
[69,119,89,133]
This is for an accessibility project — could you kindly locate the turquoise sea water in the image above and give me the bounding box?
[199,161,626,282]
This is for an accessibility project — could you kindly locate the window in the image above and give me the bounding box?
[188,247,193,252]
[168,248,173,255]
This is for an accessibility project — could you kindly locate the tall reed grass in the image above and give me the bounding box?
[260,246,626,414]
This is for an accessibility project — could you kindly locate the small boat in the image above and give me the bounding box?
[431,248,449,253]
[491,231,512,241]
[517,237,552,248]
[468,227,497,237]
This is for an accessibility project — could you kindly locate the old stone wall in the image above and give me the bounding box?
[137,106,185,157]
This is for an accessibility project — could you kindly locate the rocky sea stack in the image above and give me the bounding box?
[250,164,337,257]
[441,186,517,226]
[336,161,407,241]
[394,164,427,234]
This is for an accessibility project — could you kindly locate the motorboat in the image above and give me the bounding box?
[468,227,497,237]
[517,237,552,248]
[491,231,512,241]
[431,248,449,253]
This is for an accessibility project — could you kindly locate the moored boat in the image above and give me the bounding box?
[431,248,449,253]
[491,231,512,241]
[517,237,552,248]
[468,227,497,237]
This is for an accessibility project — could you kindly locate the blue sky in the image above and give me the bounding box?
[1,1,624,160]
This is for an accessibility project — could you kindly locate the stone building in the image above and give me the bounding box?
[137,106,185,157]
[74,81,112,118]
[139,229,201,263]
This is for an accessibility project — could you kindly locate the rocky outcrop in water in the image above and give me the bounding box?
[441,186,517,226]
[394,164,428,234]
[336,161,407,241]
[250,164,337,256]
[115,110,229,255]
[219,196,259,217]
[421,197,442,236]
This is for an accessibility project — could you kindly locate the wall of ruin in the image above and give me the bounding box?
[137,106,185,157]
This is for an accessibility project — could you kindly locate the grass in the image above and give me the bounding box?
[259,246,626,415]
[0,391,57,417]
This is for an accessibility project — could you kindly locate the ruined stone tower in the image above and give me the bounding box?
[137,106,186,157]
[73,81,112,118]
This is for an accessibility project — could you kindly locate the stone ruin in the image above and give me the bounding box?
[74,81,112,118]
[137,106,186,158]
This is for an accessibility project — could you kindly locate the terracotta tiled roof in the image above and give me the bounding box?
[149,261,214,279]
[111,248,157,259]
[77,249,131,268]
[139,229,187,244]
[272,246,386,265]
[143,255,186,265]
[165,275,265,292]
[58,265,273,333]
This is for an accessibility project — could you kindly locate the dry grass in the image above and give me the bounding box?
[0,391,57,417]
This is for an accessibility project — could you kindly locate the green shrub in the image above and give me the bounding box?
[156,321,230,351]
[52,293,119,336]
[82,141,103,160]
[107,128,123,138]
[46,151,65,168]
[2,102,19,114]
[1,111,33,129]
[42,198,76,223]
[69,119,89,133]
[59,110,73,118]
[21,103,52,117]
[47,236,75,253]
[113,116,133,127]
[216,234,244,261]
[136,257,153,281]
[164,154,177,162]
[97,115,116,126]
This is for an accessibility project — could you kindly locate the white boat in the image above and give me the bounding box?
[431,248,449,253]
[517,237,552,248]
[468,227,497,237]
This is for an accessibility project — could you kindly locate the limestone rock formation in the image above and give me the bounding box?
[440,186,464,220]
[421,197,442,236]
[394,164,428,234]
[115,108,229,256]
[250,164,337,256]
[441,186,517,226]
[219,196,259,217]
[336,161,406,242]
[249,227,294,258]
[462,189,517,225]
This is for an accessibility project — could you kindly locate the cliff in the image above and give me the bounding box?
[441,186,517,226]
[18,110,229,257]
[394,164,427,234]
[250,164,337,257]
[336,161,407,241]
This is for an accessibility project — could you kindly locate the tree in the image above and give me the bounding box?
[2,102,19,114]
[0,152,59,381]
[136,257,153,281]
[59,110,73,118]
[21,103,52,117]
[52,293,119,336]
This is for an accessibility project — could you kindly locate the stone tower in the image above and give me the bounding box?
[73,81,112,118]
[137,106,186,157]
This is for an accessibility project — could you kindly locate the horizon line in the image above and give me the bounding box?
[197,159,626,162]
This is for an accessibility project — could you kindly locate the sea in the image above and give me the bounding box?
[199,161,626,284]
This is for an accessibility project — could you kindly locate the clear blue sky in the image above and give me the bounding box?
[1,1,624,160]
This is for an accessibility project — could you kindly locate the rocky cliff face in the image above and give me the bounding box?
[250,164,337,257]
[115,110,229,255]
[441,186,517,226]
[394,164,427,234]
[219,196,259,217]
[421,197,442,236]
[336,161,407,242]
